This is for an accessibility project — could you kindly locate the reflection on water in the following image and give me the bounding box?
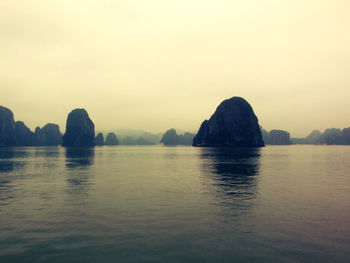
[0,148,15,173]
[0,148,28,173]
[34,147,60,158]
[201,147,261,206]
[1,146,350,263]
[0,148,29,202]
[65,147,95,169]
[65,147,95,191]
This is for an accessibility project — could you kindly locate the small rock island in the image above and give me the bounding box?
[161,128,195,146]
[193,97,264,147]
[95,132,104,146]
[104,132,119,146]
[62,108,95,147]
[35,123,62,146]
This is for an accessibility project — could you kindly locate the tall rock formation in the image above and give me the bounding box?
[161,129,195,146]
[62,109,95,147]
[305,130,322,144]
[15,121,36,146]
[268,129,291,145]
[0,106,16,146]
[161,129,179,145]
[95,132,104,146]
[104,132,119,145]
[318,128,344,145]
[35,123,62,146]
[193,97,264,147]
[342,127,350,145]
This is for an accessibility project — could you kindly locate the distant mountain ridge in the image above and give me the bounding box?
[2,104,350,147]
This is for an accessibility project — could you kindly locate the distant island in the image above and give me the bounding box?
[0,105,195,147]
[193,97,264,147]
[1,99,350,147]
[0,106,62,147]
[261,127,350,145]
[160,129,195,146]
[62,109,95,147]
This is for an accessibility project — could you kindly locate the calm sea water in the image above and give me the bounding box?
[0,145,349,263]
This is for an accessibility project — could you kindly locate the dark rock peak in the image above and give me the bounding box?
[306,129,322,144]
[268,129,291,145]
[62,108,95,147]
[15,121,36,146]
[35,123,62,146]
[342,127,350,144]
[161,129,179,145]
[105,132,119,145]
[0,106,16,146]
[95,133,104,146]
[308,130,322,137]
[15,121,31,132]
[318,128,344,145]
[193,97,264,147]
[161,129,195,146]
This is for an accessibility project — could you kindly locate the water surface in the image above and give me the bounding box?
[0,146,349,262]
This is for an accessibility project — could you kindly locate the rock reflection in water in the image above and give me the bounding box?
[65,147,95,169]
[65,147,95,191]
[0,148,28,173]
[201,147,261,206]
[0,148,29,202]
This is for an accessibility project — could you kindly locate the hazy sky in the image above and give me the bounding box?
[1,0,349,137]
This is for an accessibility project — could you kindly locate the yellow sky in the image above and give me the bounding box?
[1,0,349,137]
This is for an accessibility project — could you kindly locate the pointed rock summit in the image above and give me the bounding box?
[62,109,95,147]
[160,129,178,145]
[104,132,119,146]
[193,97,264,147]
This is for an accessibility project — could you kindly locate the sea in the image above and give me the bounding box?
[0,145,349,262]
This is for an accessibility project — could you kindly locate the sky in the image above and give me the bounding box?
[1,0,349,137]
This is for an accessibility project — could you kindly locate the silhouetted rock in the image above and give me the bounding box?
[268,130,291,145]
[160,129,195,146]
[306,130,322,144]
[62,109,95,147]
[0,106,16,146]
[193,97,264,147]
[292,130,321,144]
[35,123,62,146]
[161,129,179,145]
[318,128,344,145]
[95,133,104,146]
[292,128,349,145]
[178,132,195,145]
[342,127,350,145]
[104,132,119,145]
[15,121,36,146]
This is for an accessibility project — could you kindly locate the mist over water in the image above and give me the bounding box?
[0,146,349,262]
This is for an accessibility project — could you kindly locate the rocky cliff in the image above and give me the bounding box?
[62,109,95,147]
[95,133,104,146]
[15,121,36,146]
[193,97,264,147]
[104,132,119,145]
[0,106,16,146]
[35,123,62,146]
